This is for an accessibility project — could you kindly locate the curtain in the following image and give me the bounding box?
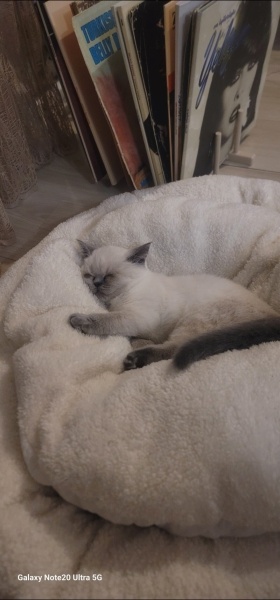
[0,0,76,246]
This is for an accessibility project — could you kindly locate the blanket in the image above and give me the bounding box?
[1,175,280,598]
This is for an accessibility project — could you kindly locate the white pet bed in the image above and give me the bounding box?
[1,175,280,599]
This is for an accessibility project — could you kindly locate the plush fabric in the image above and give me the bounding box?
[1,175,280,598]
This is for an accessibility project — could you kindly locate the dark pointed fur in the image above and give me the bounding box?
[127,242,151,265]
[173,317,280,370]
[77,239,95,258]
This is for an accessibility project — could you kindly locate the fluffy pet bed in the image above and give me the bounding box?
[1,175,280,599]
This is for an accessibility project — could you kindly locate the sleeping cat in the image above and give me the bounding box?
[69,240,280,370]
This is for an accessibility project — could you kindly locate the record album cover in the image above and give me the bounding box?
[180,0,280,179]
[130,1,171,183]
[73,0,152,189]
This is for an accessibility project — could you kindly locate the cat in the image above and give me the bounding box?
[69,240,280,370]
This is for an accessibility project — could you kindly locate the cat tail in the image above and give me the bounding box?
[173,316,280,370]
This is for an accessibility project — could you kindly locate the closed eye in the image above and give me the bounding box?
[83,273,92,279]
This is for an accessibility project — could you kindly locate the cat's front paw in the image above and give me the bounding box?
[123,347,154,371]
[69,313,92,334]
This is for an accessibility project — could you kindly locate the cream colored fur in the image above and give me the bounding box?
[70,242,278,366]
[2,176,280,598]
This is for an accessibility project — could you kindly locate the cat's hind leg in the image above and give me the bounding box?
[123,342,177,371]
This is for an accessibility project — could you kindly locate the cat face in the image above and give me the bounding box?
[78,241,151,306]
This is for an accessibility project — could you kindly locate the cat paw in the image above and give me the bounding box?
[123,352,138,370]
[69,313,91,334]
[123,348,153,371]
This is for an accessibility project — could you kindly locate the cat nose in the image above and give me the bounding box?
[93,276,104,287]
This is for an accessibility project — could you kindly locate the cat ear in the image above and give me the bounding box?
[127,242,151,265]
[77,239,95,258]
